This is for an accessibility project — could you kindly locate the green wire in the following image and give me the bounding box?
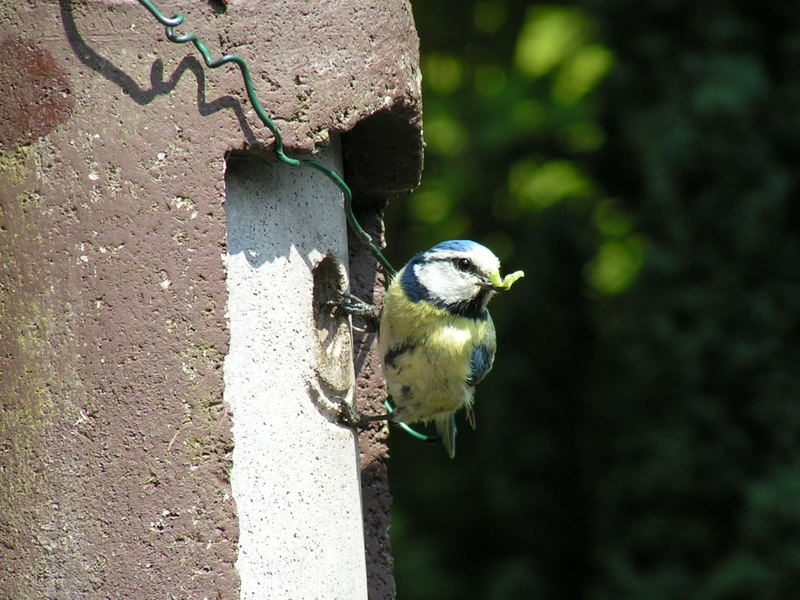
[135,0,396,277]
[135,0,443,444]
[384,399,439,443]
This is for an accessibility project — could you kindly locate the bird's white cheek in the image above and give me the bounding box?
[416,263,474,304]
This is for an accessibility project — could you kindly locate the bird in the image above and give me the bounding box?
[371,239,524,458]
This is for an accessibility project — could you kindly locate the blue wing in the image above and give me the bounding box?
[467,343,495,386]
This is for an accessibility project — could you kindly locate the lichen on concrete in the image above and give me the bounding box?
[0,199,84,597]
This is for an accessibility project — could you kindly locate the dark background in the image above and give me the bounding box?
[384,1,800,598]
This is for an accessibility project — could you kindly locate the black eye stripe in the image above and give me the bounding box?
[421,255,480,274]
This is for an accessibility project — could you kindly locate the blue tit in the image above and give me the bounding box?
[378,240,524,458]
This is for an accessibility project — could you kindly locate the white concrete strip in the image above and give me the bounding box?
[224,140,367,600]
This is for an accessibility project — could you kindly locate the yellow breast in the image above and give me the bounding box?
[377,272,495,422]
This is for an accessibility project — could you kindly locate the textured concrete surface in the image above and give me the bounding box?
[348,205,396,599]
[225,145,367,599]
[1,1,421,599]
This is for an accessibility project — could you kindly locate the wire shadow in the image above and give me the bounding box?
[58,0,259,147]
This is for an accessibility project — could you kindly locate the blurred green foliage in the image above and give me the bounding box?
[384,1,800,599]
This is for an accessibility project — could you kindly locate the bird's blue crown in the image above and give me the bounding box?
[427,239,483,255]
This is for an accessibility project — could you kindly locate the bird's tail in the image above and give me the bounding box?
[435,414,457,459]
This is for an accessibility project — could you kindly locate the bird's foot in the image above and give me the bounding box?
[335,399,393,429]
[322,292,379,332]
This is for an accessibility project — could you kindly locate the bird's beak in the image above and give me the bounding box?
[484,280,505,292]
[487,270,525,291]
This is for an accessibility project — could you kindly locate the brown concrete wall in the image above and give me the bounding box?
[0,1,421,598]
[349,205,394,599]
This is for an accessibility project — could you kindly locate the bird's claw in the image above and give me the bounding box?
[335,398,394,429]
[323,292,379,332]
[336,399,371,428]
[323,292,375,316]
